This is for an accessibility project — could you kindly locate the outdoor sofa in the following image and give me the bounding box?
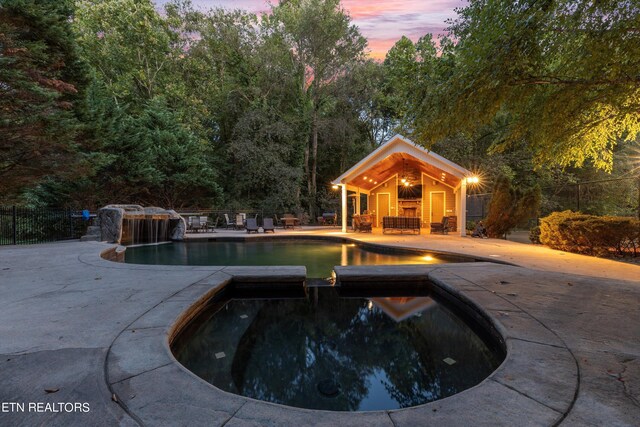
[382,216,420,234]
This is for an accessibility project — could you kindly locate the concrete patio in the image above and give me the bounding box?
[0,228,638,426]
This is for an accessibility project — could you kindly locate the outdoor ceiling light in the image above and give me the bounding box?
[331,185,339,190]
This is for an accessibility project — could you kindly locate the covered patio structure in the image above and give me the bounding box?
[331,135,477,236]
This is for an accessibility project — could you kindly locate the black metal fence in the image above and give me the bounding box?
[0,206,92,245]
[466,194,491,222]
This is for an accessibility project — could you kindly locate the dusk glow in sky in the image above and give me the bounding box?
[155,0,467,59]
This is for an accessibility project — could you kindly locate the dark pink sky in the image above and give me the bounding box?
[154,0,467,59]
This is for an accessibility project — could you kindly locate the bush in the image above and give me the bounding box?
[529,226,541,244]
[466,220,477,236]
[539,211,640,257]
[485,175,540,238]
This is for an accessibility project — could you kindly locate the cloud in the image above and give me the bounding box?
[156,0,270,12]
[153,0,465,59]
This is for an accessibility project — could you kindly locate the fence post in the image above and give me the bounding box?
[12,205,17,245]
[69,209,74,238]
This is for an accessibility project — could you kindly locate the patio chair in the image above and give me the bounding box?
[430,216,449,235]
[190,216,203,233]
[352,214,361,231]
[208,215,220,232]
[359,214,372,233]
[235,214,245,230]
[199,216,209,232]
[245,218,259,233]
[224,213,235,229]
[353,215,372,233]
[321,212,337,226]
[263,218,275,233]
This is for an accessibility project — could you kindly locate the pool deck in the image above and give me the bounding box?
[0,228,638,426]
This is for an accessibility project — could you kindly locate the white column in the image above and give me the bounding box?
[341,184,348,233]
[459,179,467,236]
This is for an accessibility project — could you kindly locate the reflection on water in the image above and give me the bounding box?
[125,240,447,278]
[173,288,503,411]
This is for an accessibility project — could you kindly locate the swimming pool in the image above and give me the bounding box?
[124,238,471,278]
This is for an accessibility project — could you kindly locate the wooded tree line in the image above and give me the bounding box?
[1,0,638,219]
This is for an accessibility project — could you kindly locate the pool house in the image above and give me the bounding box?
[332,134,477,236]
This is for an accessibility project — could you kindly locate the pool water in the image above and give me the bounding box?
[172,287,504,411]
[124,240,451,278]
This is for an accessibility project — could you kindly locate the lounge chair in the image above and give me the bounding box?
[245,218,259,233]
[430,216,449,234]
[263,218,275,233]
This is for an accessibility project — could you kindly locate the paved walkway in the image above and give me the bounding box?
[190,227,640,281]
[0,230,638,426]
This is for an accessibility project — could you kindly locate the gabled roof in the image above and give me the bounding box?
[331,135,471,187]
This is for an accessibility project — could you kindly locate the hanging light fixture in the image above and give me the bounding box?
[401,159,412,186]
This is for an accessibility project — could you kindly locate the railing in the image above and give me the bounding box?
[0,206,92,245]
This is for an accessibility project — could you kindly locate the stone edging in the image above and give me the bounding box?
[101,257,578,426]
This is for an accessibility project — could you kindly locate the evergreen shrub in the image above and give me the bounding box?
[529,226,541,244]
[540,211,640,257]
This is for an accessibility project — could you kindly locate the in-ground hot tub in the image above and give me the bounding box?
[171,284,505,412]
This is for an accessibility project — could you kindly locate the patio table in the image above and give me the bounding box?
[282,217,300,229]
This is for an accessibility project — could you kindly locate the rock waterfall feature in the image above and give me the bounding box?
[95,205,185,244]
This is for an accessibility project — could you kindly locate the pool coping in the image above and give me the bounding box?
[98,245,577,426]
[125,234,519,267]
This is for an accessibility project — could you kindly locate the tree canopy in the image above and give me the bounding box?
[414,0,640,171]
[1,0,637,220]
[0,0,87,200]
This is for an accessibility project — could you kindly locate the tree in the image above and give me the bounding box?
[74,0,180,107]
[415,0,640,171]
[268,0,367,218]
[89,94,221,208]
[181,6,308,210]
[485,174,541,237]
[0,0,87,201]
[381,36,418,135]
[343,60,395,147]
[69,0,223,208]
